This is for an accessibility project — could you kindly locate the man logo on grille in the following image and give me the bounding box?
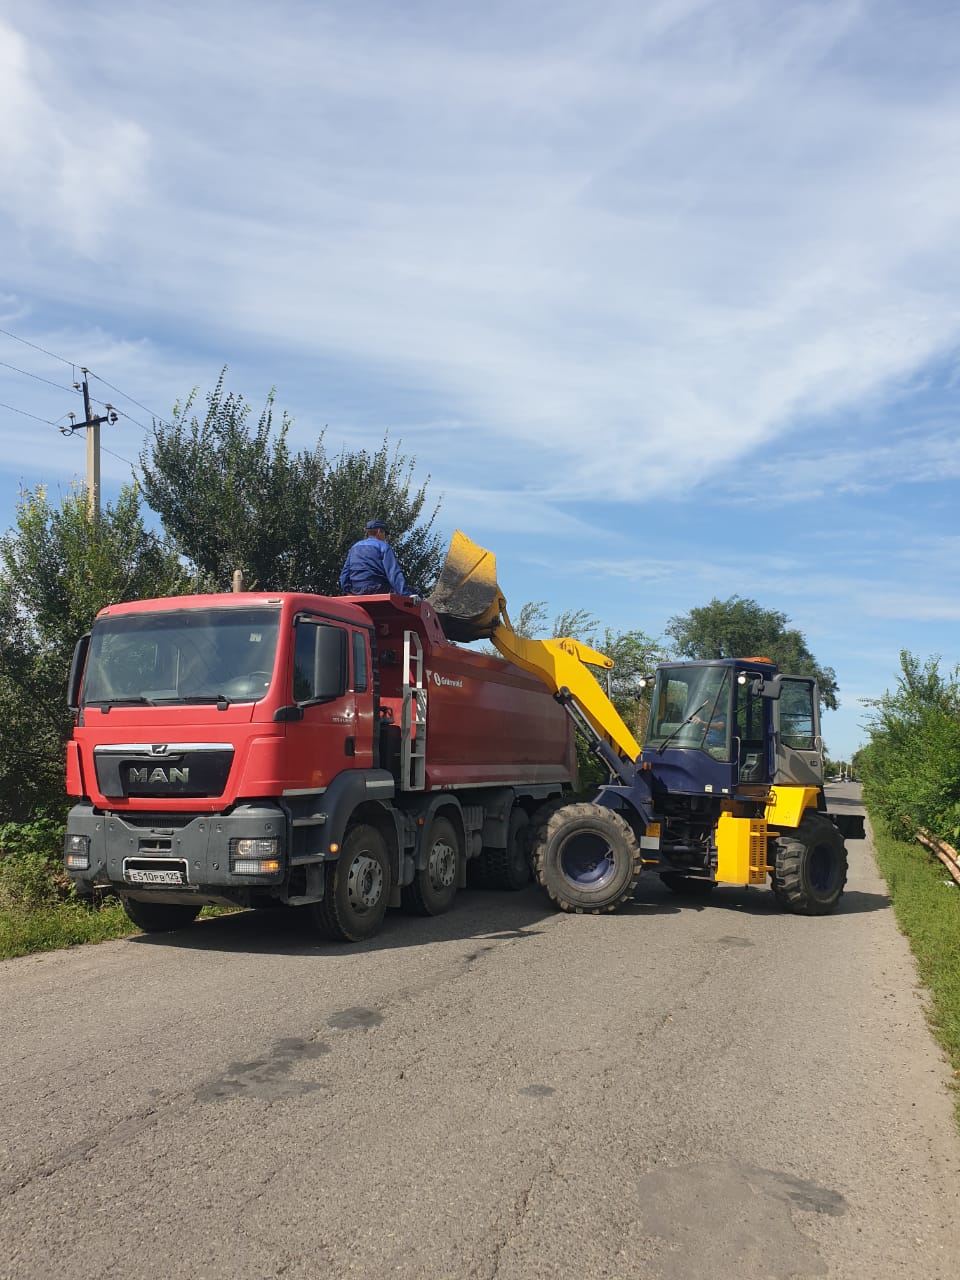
[129,766,189,784]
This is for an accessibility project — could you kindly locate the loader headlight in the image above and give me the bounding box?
[64,833,90,870]
[229,837,281,875]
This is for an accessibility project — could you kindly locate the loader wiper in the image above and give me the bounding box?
[656,700,708,754]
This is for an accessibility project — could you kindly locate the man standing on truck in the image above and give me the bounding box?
[339,519,413,596]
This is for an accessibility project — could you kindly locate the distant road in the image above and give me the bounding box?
[2,782,959,1279]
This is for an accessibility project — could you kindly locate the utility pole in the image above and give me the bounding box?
[62,369,117,520]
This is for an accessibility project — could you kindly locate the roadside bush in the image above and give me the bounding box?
[0,815,65,858]
[859,652,960,841]
[0,816,71,911]
[0,851,66,911]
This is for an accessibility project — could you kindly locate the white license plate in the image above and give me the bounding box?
[125,868,186,885]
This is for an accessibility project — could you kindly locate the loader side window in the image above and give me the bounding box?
[780,682,816,750]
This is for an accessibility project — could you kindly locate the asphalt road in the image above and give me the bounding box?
[2,783,959,1279]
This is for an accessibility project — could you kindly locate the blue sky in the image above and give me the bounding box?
[2,0,958,761]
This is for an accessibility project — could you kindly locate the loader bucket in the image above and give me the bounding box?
[428,530,505,641]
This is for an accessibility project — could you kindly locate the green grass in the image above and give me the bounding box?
[0,898,136,959]
[0,897,241,961]
[868,812,960,1118]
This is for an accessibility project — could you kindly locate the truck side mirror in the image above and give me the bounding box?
[67,634,90,713]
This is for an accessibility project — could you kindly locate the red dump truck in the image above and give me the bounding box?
[63,591,576,940]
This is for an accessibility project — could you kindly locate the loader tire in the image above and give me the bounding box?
[475,808,531,891]
[771,812,847,915]
[534,802,642,914]
[526,796,570,862]
[121,898,200,933]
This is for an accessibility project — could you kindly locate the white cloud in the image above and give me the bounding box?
[3,0,960,513]
[0,20,149,255]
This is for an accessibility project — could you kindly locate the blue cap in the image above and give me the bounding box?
[365,519,387,531]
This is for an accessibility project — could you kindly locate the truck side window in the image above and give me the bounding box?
[352,631,369,693]
[293,621,347,702]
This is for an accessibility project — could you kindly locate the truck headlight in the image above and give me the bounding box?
[229,837,281,875]
[64,833,90,870]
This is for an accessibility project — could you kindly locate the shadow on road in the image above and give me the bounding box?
[628,879,889,917]
[127,869,891,957]
[127,884,562,957]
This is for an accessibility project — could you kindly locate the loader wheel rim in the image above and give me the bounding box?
[346,854,384,911]
[559,831,616,889]
[809,844,837,893]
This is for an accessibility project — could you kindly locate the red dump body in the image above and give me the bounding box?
[359,596,577,789]
[67,591,576,812]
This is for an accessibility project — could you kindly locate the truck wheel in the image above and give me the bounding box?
[771,813,847,915]
[476,808,531,891]
[534,802,642,914]
[660,873,717,897]
[313,824,391,942]
[121,898,200,933]
[402,816,461,916]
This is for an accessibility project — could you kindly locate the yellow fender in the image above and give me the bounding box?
[765,785,821,831]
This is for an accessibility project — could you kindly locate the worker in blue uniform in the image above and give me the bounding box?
[339,519,413,596]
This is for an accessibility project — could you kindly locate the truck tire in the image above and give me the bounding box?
[534,802,642,914]
[475,808,531,891]
[402,816,461,916]
[121,898,201,933]
[771,812,847,915]
[660,873,717,897]
[312,824,391,942]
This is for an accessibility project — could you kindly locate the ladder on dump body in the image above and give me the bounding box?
[401,630,427,791]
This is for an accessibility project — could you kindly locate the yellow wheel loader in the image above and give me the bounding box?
[429,531,863,916]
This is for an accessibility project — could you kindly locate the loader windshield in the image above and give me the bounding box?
[646,665,733,760]
[82,607,281,706]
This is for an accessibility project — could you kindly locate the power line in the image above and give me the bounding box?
[0,358,78,394]
[101,444,140,470]
[109,407,152,433]
[87,370,169,426]
[0,325,166,427]
[0,400,58,426]
[0,326,75,368]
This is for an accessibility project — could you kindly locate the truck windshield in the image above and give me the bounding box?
[81,607,281,706]
[646,665,733,760]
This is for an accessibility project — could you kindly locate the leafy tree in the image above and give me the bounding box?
[0,484,189,821]
[510,601,598,643]
[509,600,667,790]
[666,596,838,710]
[858,652,960,841]
[139,373,443,594]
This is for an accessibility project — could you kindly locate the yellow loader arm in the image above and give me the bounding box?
[429,530,643,763]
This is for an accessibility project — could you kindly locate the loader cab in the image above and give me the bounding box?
[641,660,737,797]
[640,659,823,796]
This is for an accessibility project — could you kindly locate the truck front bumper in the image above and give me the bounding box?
[64,802,288,905]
